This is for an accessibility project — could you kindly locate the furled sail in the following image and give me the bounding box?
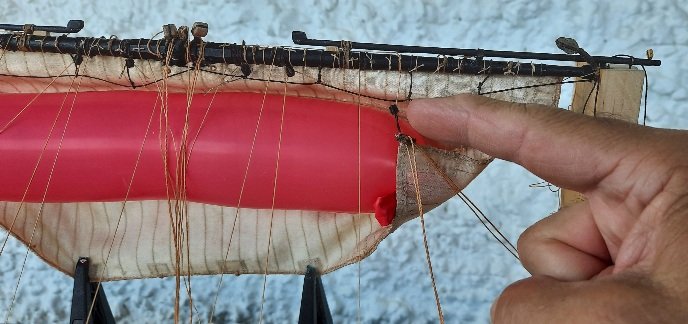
[0,28,563,282]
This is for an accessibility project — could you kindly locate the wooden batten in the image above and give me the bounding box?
[560,65,645,208]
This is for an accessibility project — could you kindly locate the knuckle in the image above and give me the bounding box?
[517,221,544,253]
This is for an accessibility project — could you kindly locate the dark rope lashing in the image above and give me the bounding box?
[388,104,417,145]
[407,71,413,100]
[237,40,252,78]
[279,47,296,78]
[285,63,295,77]
[641,63,649,125]
[557,36,604,117]
[240,62,251,78]
[124,57,137,88]
[71,53,83,77]
[593,77,601,117]
[388,104,402,134]
[478,79,593,96]
[68,37,85,78]
[477,73,490,95]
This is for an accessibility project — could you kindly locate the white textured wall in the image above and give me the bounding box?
[0,1,686,323]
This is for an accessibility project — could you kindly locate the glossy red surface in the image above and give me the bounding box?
[0,91,421,215]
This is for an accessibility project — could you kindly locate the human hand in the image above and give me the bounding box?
[407,94,688,323]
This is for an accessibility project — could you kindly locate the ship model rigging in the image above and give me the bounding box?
[0,20,660,323]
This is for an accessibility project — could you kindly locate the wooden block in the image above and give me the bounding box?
[560,66,645,208]
[560,190,586,208]
[570,66,645,122]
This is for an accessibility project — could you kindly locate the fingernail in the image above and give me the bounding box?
[407,98,437,114]
[408,97,468,121]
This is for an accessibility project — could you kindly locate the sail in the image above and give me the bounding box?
[0,46,561,281]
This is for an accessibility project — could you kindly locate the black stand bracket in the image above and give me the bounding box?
[298,266,333,324]
[70,257,116,324]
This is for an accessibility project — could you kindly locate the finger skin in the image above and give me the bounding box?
[407,94,650,192]
[518,201,611,281]
[408,94,688,322]
[407,94,673,262]
[491,275,681,324]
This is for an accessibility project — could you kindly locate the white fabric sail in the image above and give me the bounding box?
[0,49,561,281]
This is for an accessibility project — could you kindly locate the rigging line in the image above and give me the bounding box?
[199,68,412,103]
[611,54,651,125]
[0,63,74,134]
[0,33,10,51]
[415,147,519,260]
[207,52,279,324]
[1,66,581,108]
[87,43,174,324]
[0,58,596,104]
[174,38,206,324]
[592,76,601,117]
[478,79,592,96]
[0,67,75,257]
[356,52,363,324]
[529,181,560,193]
[640,64,649,125]
[85,83,160,324]
[4,73,82,323]
[186,87,219,161]
[581,78,598,116]
[395,52,403,107]
[258,71,289,324]
[0,68,192,89]
[478,70,597,97]
[456,193,519,260]
[3,63,405,106]
[403,140,445,324]
[157,39,185,324]
[0,37,16,95]
[188,46,209,322]
[0,37,11,69]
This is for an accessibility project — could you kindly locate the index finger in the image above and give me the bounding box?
[407,94,647,191]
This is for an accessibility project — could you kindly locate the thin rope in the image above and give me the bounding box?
[356,52,363,324]
[457,192,519,259]
[479,79,591,95]
[158,39,183,324]
[0,66,74,257]
[580,77,598,116]
[403,140,445,324]
[640,64,649,125]
[0,63,73,134]
[0,43,618,321]
[415,147,519,260]
[0,63,596,109]
[172,37,206,324]
[85,87,159,324]
[84,38,172,324]
[258,75,289,324]
[207,53,279,324]
[4,73,82,323]
[186,86,219,160]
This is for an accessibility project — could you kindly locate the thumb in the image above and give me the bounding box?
[491,275,662,324]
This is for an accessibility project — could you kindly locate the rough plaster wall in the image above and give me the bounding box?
[0,1,685,323]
